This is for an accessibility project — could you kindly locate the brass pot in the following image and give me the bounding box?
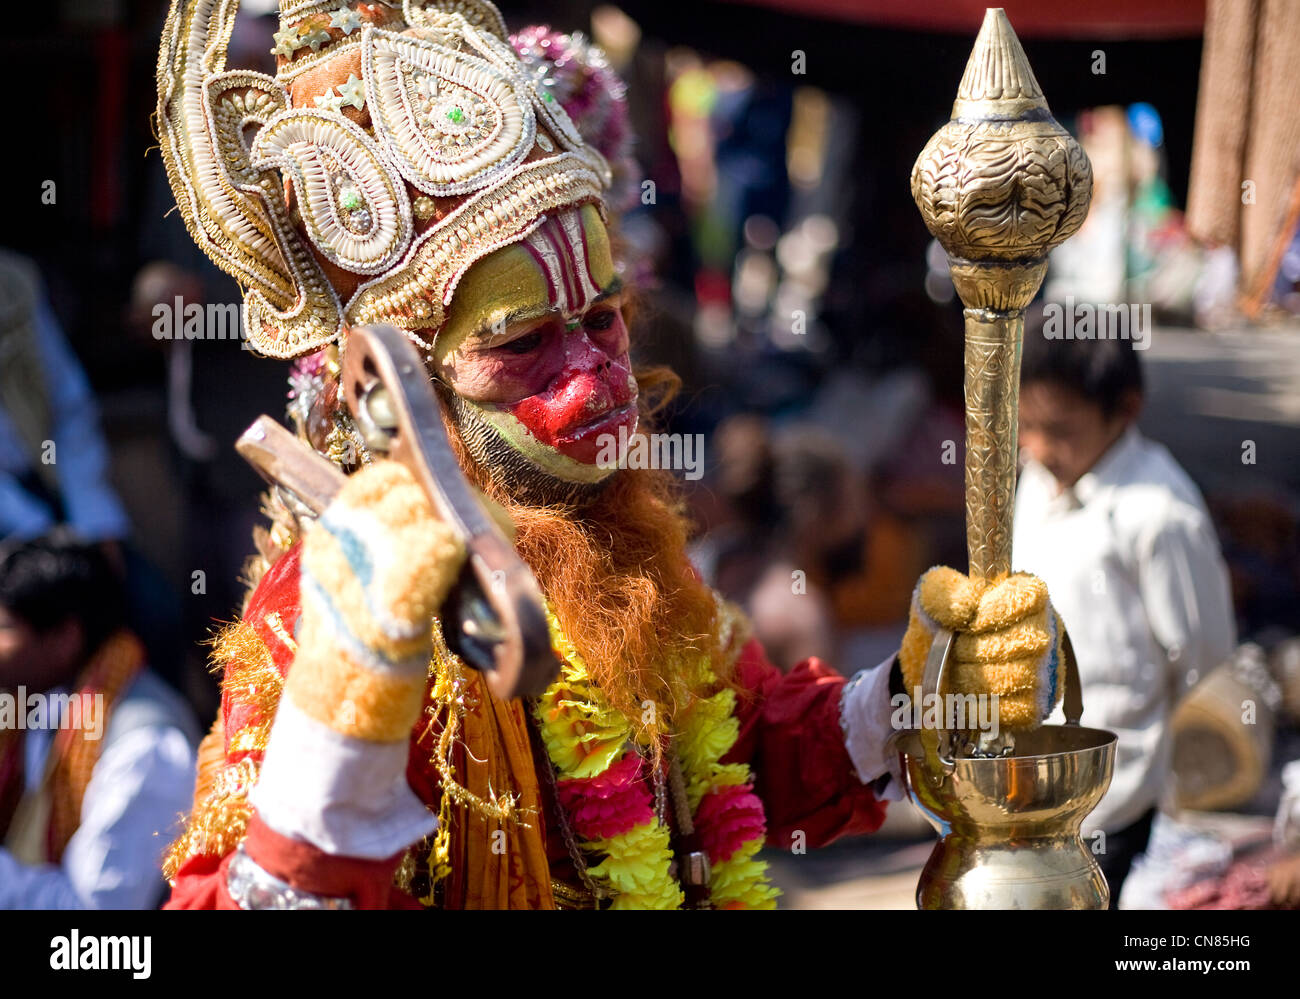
[898,723,1116,909]
[896,628,1117,909]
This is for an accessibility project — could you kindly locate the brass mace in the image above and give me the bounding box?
[898,8,1118,910]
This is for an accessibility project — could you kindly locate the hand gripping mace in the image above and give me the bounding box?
[898,9,1117,910]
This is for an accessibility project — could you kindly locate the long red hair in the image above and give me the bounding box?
[442,366,724,745]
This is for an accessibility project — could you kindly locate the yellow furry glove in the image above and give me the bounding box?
[898,567,1067,731]
[284,460,467,743]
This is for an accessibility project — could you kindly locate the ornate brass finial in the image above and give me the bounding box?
[953,6,1046,114]
[910,7,1092,581]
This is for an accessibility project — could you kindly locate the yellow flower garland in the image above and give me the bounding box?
[533,606,779,910]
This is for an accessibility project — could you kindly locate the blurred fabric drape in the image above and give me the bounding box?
[1186,0,1300,316]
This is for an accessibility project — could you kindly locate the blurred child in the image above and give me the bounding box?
[1013,315,1235,906]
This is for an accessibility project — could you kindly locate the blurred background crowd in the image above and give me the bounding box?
[2,0,1299,908]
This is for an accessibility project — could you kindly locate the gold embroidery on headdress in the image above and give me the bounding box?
[156,0,610,357]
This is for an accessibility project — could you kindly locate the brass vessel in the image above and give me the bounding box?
[899,722,1116,909]
[902,9,1118,909]
[895,630,1116,909]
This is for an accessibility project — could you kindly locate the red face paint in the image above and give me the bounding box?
[504,325,638,466]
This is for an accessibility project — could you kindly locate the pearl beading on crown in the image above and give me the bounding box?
[157,0,610,358]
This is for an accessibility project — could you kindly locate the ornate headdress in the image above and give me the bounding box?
[157,0,614,359]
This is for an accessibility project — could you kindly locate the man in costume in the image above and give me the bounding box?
[158,0,1067,909]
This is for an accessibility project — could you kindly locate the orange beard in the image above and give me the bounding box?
[441,406,724,740]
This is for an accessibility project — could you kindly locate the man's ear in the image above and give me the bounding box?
[1117,387,1143,426]
[49,617,87,677]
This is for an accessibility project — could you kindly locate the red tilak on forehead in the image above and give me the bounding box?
[521,214,602,314]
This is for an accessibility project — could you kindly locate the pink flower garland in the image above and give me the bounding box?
[696,784,768,865]
[534,606,778,908]
[554,753,655,840]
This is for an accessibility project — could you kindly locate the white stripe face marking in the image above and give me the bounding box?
[521,210,603,316]
[557,209,602,310]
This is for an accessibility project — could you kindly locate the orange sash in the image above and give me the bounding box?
[442,671,554,910]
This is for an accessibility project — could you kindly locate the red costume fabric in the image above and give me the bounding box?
[165,545,885,909]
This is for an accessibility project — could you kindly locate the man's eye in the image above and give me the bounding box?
[584,310,616,332]
[498,330,544,355]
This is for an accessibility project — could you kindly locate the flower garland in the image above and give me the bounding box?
[532,607,779,910]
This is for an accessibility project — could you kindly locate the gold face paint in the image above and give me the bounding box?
[472,402,620,484]
[435,203,617,369]
[434,244,554,368]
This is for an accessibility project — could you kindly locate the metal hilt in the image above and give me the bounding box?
[339,325,556,700]
[914,619,1087,776]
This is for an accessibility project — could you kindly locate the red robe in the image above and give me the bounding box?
[165,545,886,909]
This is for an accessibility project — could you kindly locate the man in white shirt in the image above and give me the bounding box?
[0,535,197,908]
[1012,317,1235,906]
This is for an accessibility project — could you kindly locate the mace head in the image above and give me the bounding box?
[911,8,1092,310]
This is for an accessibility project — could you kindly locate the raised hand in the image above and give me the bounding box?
[285,459,467,741]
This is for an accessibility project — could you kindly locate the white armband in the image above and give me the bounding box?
[839,658,905,803]
[249,697,437,859]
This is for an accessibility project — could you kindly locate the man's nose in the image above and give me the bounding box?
[563,330,618,372]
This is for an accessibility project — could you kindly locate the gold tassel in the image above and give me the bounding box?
[210,621,285,723]
[163,757,258,881]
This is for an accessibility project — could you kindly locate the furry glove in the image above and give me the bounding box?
[898,567,1066,731]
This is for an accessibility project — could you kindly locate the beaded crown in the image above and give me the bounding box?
[157,0,613,358]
